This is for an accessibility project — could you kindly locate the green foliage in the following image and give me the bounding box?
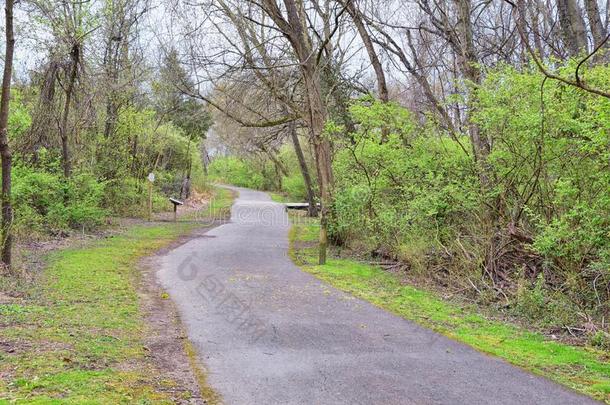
[348,95,415,141]
[329,97,478,258]
[7,95,208,237]
[208,156,265,189]
[281,173,307,200]
[328,66,610,327]
[102,107,207,207]
[12,166,107,237]
[589,331,610,351]
[474,63,610,317]
[475,64,610,270]
[8,88,32,141]
[208,140,313,201]
[512,275,578,327]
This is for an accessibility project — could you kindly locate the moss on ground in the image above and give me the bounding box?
[289,217,610,404]
[0,187,233,404]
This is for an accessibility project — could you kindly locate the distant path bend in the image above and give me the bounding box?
[158,186,598,405]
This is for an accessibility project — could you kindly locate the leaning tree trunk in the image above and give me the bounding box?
[288,121,318,217]
[0,0,15,270]
[262,145,289,180]
[344,0,388,103]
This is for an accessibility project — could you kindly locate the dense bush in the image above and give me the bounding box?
[6,97,207,239]
[208,151,311,201]
[208,156,265,189]
[326,64,610,328]
[473,63,610,324]
[12,165,107,237]
[475,65,610,275]
[328,98,479,267]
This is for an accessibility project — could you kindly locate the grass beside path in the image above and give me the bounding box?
[289,216,610,404]
[268,192,289,203]
[0,187,233,403]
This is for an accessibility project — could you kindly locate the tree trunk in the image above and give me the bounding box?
[103,32,121,139]
[557,0,589,56]
[181,138,192,199]
[131,133,138,176]
[455,0,501,282]
[60,44,79,178]
[455,0,490,163]
[528,0,545,59]
[201,143,210,176]
[104,95,118,138]
[303,64,333,264]
[289,121,318,217]
[0,0,15,270]
[344,0,388,103]
[262,146,289,178]
[261,0,334,264]
[343,0,390,139]
[583,0,607,51]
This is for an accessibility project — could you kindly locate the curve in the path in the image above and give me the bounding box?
[158,186,598,405]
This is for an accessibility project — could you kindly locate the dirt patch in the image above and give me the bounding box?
[0,339,28,355]
[137,222,225,405]
[0,291,19,304]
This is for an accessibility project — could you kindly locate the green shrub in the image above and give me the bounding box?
[475,64,610,279]
[282,173,307,200]
[208,156,265,189]
[589,331,610,351]
[328,97,478,256]
[325,65,610,328]
[12,166,107,236]
[103,177,170,217]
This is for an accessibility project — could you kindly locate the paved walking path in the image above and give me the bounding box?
[158,186,598,405]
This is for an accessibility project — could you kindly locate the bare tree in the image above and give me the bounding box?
[175,0,323,215]
[0,0,15,269]
[101,0,149,139]
[255,0,341,264]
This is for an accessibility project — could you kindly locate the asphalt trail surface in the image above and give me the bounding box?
[158,186,598,405]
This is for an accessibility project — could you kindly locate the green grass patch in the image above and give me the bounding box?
[206,187,235,218]
[289,218,610,403]
[269,192,289,203]
[0,187,234,403]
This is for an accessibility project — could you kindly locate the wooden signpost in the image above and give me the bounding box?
[169,197,184,222]
[147,172,155,221]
